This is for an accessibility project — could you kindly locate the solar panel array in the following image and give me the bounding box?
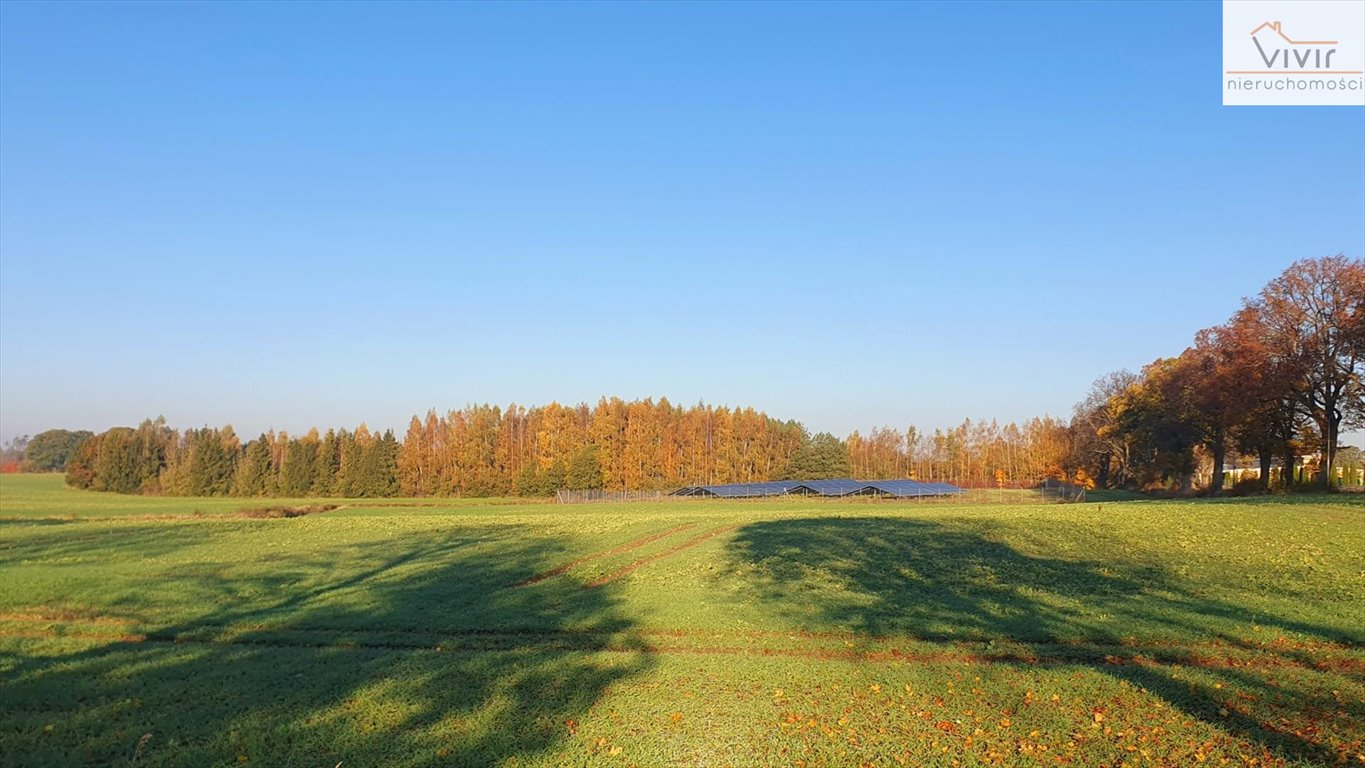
[795,479,871,496]
[670,478,964,498]
[864,480,963,497]
[671,481,802,498]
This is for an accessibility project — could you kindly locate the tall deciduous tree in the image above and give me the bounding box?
[1071,371,1138,488]
[64,434,101,489]
[22,429,94,472]
[1247,255,1365,488]
[1225,305,1306,490]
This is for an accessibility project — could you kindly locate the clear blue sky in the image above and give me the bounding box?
[1,1,1362,445]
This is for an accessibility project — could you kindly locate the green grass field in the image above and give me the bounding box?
[1,474,1361,767]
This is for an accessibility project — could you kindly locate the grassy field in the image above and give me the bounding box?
[0,474,1361,767]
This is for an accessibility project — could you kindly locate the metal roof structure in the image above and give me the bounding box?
[669,481,802,498]
[670,478,964,498]
[793,479,872,496]
[863,480,962,497]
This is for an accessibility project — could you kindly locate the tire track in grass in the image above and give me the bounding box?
[2,624,1356,673]
[0,611,140,626]
[583,524,738,588]
[512,522,696,587]
[5,612,1359,662]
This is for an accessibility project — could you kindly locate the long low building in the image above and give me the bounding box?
[669,478,963,498]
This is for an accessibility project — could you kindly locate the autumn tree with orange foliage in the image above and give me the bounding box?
[1074,255,1363,493]
[1244,255,1364,488]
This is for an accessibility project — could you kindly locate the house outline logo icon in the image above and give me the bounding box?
[1248,20,1335,46]
[1226,20,1360,74]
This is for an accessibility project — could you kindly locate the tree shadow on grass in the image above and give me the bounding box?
[0,519,251,564]
[0,521,650,767]
[727,516,1364,767]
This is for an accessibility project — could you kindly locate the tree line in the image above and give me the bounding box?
[64,420,399,497]
[19,255,1362,498]
[1069,255,1363,492]
[47,402,1077,498]
[848,418,1074,488]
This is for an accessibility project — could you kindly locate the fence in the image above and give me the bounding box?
[1038,483,1087,503]
[556,486,1082,505]
[555,489,669,504]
